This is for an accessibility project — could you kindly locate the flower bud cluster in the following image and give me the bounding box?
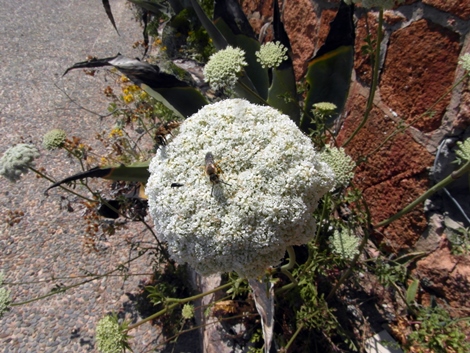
[203,46,247,91]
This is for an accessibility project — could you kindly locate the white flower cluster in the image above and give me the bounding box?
[318,145,355,189]
[256,41,288,69]
[330,228,360,260]
[343,0,404,9]
[203,46,247,91]
[0,144,40,182]
[459,53,470,72]
[146,99,335,278]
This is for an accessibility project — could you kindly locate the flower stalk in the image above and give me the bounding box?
[342,8,384,147]
[375,159,470,228]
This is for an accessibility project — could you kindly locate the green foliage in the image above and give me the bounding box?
[360,33,376,58]
[407,306,470,353]
[144,263,193,337]
[447,226,470,255]
[405,279,419,306]
[225,273,250,299]
[454,138,470,165]
[269,244,360,352]
[248,329,264,353]
[373,259,407,288]
[143,2,215,62]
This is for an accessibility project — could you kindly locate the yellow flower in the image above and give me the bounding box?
[100,157,109,166]
[128,84,140,92]
[109,128,124,138]
[139,91,148,100]
[123,94,134,104]
[120,75,130,83]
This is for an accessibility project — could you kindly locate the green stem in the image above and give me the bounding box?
[276,247,298,294]
[326,225,370,301]
[5,272,153,286]
[276,270,297,295]
[315,194,330,243]
[10,251,148,306]
[29,167,95,202]
[327,198,371,300]
[342,8,384,147]
[284,322,305,351]
[63,145,86,170]
[365,72,469,159]
[375,159,470,228]
[281,246,296,271]
[236,78,269,106]
[296,195,329,279]
[126,282,233,331]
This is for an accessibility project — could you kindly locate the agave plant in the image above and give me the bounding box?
[50,0,354,193]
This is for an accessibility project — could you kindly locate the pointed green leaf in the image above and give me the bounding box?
[102,0,120,35]
[267,0,300,124]
[268,68,300,123]
[406,279,419,306]
[141,83,207,119]
[104,161,151,181]
[301,2,354,133]
[189,0,227,50]
[127,0,173,17]
[64,55,208,118]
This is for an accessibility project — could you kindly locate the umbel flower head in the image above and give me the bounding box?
[203,46,247,91]
[0,144,40,182]
[459,53,470,72]
[318,145,355,189]
[146,99,335,278]
[330,228,360,260]
[95,314,131,353]
[312,102,337,115]
[42,129,67,150]
[256,41,288,69]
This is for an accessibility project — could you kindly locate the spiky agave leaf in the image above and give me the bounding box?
[301,1,355,134]
[266,0,300,124]
[64,54,208,118]
[45,161,151,194]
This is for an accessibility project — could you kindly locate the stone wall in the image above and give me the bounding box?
[241,0,470,310]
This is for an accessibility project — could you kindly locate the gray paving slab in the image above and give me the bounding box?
[0,1,180,352]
